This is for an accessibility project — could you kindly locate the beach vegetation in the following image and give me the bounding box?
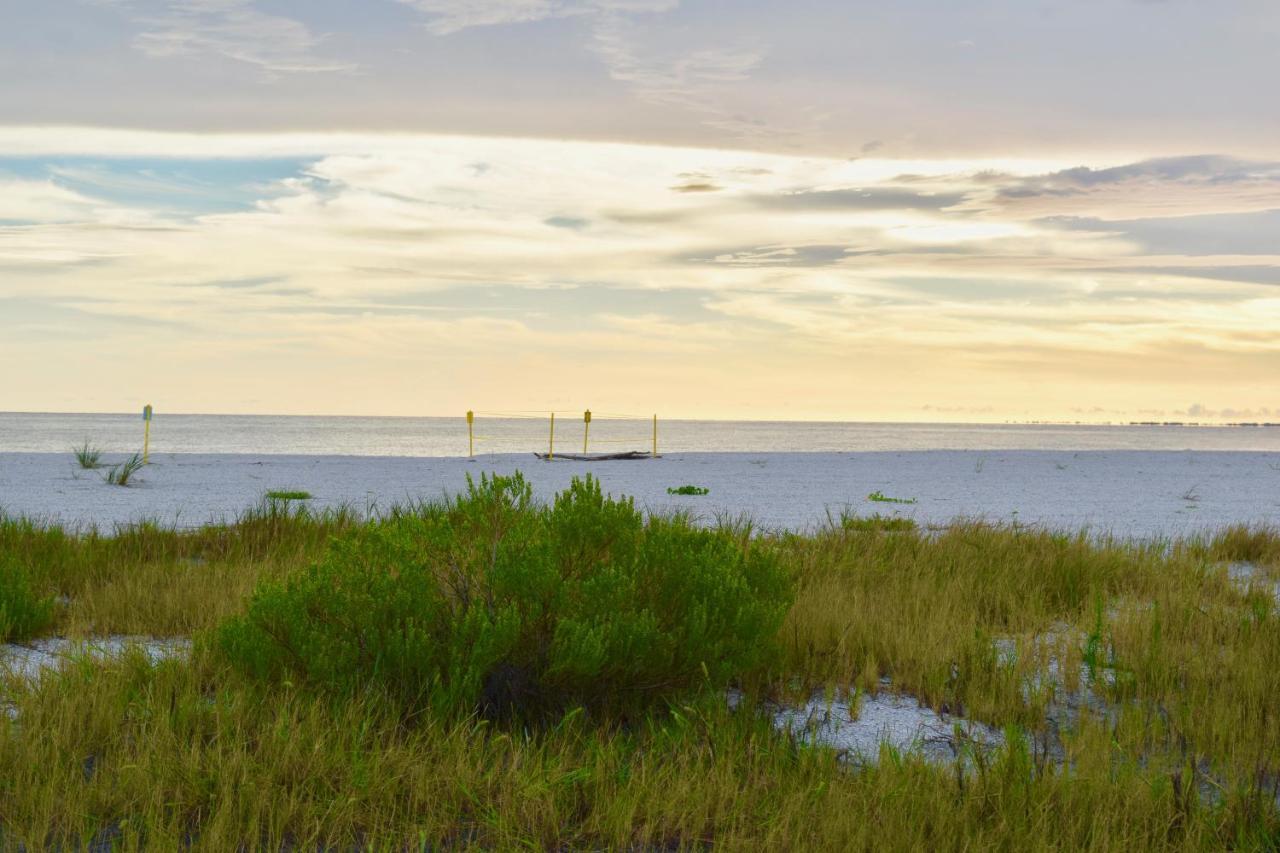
[265,489,312,501]
[0,557,56,642]
[666,484,710,495]
[71,440,102,470]
[103,453,145,487]
[1,491,1279,847]
[867,489,917,504]
[217,473,790,720]
[839,513,917,533]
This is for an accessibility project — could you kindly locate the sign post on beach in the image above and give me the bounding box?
[466,410,474,458]
[583,409,591,454]
[142,404,153,463]
[652,414,658,458]
[548,412,556,460]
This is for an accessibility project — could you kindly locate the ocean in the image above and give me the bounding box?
[2,412,1279,457]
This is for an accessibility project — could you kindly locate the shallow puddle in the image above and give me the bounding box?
[1225,561,1280,604]
[0,636,191,682]
[736,686,1004,765]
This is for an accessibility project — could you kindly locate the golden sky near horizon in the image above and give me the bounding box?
[2,2,1278,421]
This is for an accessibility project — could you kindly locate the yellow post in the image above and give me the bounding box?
[652,413,658,458]
[583,409,591,454]
[548,412,556,460]
[466,410,474,458]
[142,404,153,464]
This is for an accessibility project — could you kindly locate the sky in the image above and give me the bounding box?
[1,0,1278,422]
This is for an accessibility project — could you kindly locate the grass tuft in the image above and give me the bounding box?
[666,484,710,495]
[103,453,145,487]
[71,440,103,470]
[265,489,312,501]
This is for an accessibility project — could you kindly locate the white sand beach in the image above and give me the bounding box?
[2,450,1277,537]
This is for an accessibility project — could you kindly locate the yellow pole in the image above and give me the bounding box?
[652,414,658,458]
[583,409,591,454]
[549,412,555,460]
[142,404,152,464]
[466,410,474,458]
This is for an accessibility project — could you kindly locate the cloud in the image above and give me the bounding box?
[396,0,775,140]
[753,188,967,212]
[0,179,101,223]
[588,12,772,137]
[1042,210,1280,256]
[395,0,676,35]
[980,156,1280,220]
[1178,403,1278,420]
[5,129,1280,418]
[93,0,355,74]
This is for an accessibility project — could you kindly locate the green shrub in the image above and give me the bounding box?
[216,473,791,720]
[0,557,56,642]
[667,485,710,496]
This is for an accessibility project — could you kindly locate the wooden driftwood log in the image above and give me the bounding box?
[533,451,656,461]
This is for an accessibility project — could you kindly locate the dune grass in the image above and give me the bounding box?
[71,440,102,470]
[265,489,312,501]
[103,453,145,487]
[0,491,1278,849]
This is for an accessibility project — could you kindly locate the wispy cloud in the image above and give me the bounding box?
[394,0,676,35]
[397,0,777,140]
[90,0,355,74]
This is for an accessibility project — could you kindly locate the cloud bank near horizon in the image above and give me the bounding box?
[2,129,1276,419]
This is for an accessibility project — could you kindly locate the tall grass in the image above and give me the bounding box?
[0,557,55,642]
[0,646,1275,849]
[1,494,1278,847]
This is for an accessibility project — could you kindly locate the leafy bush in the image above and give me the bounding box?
[0,557,56,642]
[217,473,791,719]
[667,485,710,496]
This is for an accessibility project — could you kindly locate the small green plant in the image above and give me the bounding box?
[72,440,103,470]
[0,557,55,642]
[218,473,790,721]
[667,485,710,496]
[867,490,917,505]
[842,514,918,533]
[265,490,312,501]
[103,453,145,487]
[1082,592,1105,683]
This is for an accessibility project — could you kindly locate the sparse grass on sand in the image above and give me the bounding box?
[265,489,312,501]
[102,453,145,487]
[1,488,1278,850]
[71,440,103,470]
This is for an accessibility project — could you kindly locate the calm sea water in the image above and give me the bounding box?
[2,412,1278,456]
